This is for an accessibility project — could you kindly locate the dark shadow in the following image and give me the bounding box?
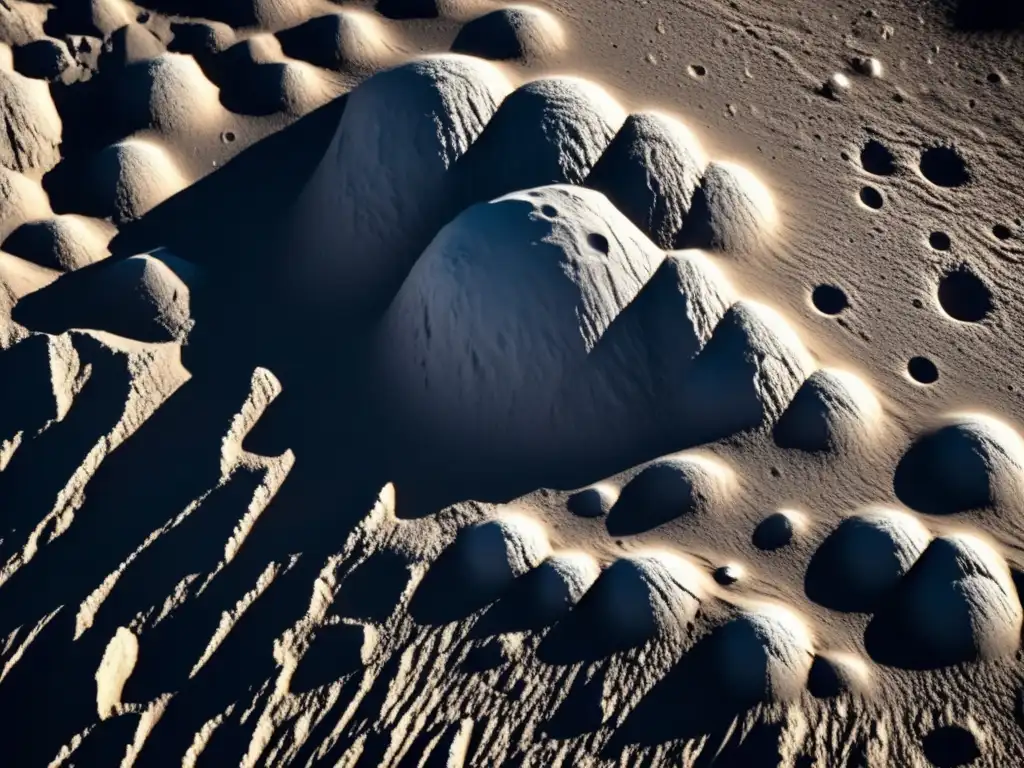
[42,5,109,38]
[930,0,1024,31]
[892,426,992,516]
[289,622,367,694]
[535,564,658,666]
[50,713,141,768]
[0,334,132,577]
[923,725,981,767]
[0,610,114,767]
[139,679,276,768]
[543,667,607,740]
[461,639,509,674]
[807,655,844,699]
[470,564,575,638]
[0,79,412,764]
[47,73,131,164]
[605,462,697,537]
[804,518,907,614]
[863,606,965,671]
[606,626,774,761]
[0,334,61,441]
[335,550,412,624]
[107,95,346,271]
[286,675,365,767]
[133,0,265,27]
[863,541,978,671]
[674,186,712,249]
[84,466,268,641]
[860,139,896,176]
[919,145,970,188]
[408,542,509,626]
[375,0,442,20]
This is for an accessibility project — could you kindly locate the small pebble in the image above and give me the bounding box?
[852,56,884,78]
[823,72,851,99]
[714,564,742,585]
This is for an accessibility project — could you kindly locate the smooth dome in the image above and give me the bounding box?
[451,5,566,62]
[12,249,199,343]
[473,551,600,635]
[634,249,736,416]
[245,61,340,116]
[277,10,399,71]
[807,652,872,698]
[894,413,1024,515]
[607,453,733,535]
[867,533,1023,669]
[100,23,165,69]
[682,300,814,442]
[566,483,617,518]
[710,604,814,704]
[2,215,113,271]
[207,0,313,28]
[89,139,189,224]
[805,507,931,612]
[373,184,665,472]
[452,76,625,209]
[451,514,552,590]
[410,512,551,624]
[115,53,222,135]
[287,54,513,311]
[586,111,707,249]
[774,368,882,452]
[683,160,777,251]
[541,551,705,660]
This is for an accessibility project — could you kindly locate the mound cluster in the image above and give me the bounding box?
[277,53,884,484]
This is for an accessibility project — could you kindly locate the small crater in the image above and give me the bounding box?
[907,356,939,384]
[541,204,558,218]
[993,224,1011,240]
[859,186,884,209]
[689,64,707,77]
[987,71,1003,84]
[812,284,848,315]
[920,146,970,188]
[221,131,236,143]
[860,139,896,176]
[929,231,951,250]
[937,265,992,322]
[587,233,610,254]
[923,725,980,767]
[753,512,795,551]
[807,656,844,699]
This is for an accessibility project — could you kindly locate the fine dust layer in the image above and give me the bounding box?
[3,0,1024,766]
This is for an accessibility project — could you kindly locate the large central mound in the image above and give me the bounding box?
[372,183,665,477]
